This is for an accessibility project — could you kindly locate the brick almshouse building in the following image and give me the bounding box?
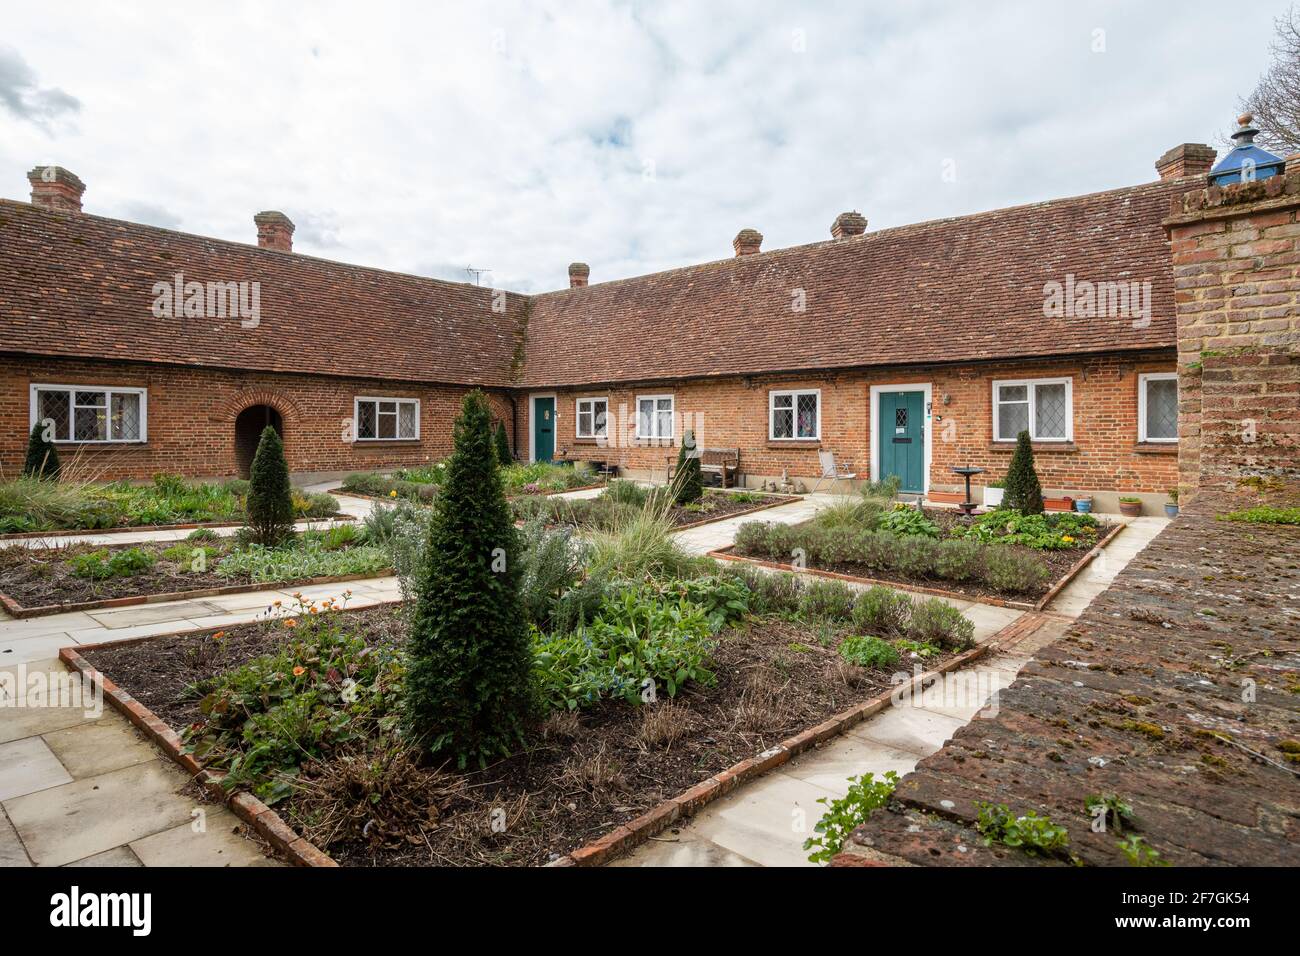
[3,121,1297,511]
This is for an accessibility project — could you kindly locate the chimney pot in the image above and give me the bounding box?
[831,210,867,239]
[27,165,85,214]
[254,210,295,252]
[733,228,763,256]
[568,262,590,288]
[1155,143,1216,181]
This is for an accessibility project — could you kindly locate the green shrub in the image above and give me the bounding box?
[838,635,900,669]
[934,538,983,581]
[494,420,512,465]
[245,427,294,547]
[216,539,388,583]
[533,587,716,712]
[959,510,1095,550]
[605,479,649,507]
[1003,431,1044,515]
[878,506,940,538]
[517,518,588,629]
[907,599,974,650]
[187,527,219,541]
[361,501,399,545]
[797,579,856,621]
[294,491,340,519]
[676,575,752,631]
[852,585,912,637]
[804,771,899,864]
[22,421,60,480]
[756,570,804,614]
[673,429,703,505]
[892,536,940,578]
[403,391,535,767]
[68,547,156,580]
[982,548,1050,594]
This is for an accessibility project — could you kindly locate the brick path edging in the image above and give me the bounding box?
[0,568,395,619]
[59,640,339,868]
[549,637,1002,867]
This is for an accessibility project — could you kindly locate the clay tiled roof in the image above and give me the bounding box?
[2,178,1184,390]
[0,200,524,387]
[519,179,1183,387]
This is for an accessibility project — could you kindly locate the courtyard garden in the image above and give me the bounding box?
[74,391,979,867]
[511,478,795,530]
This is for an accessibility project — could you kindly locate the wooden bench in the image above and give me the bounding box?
[666,447,740,489]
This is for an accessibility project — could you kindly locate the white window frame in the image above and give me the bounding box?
[769,388,821,441]
[992,376,1073,443]
[635,393,675,441]
[353,396,420,442]
[575,396,609,440]
[29,384,148,444]
[1138,372,1178,443]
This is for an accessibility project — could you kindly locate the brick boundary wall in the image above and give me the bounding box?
[1164,171,1300,497]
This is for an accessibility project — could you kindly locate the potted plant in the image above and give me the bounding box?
[1074,495,1094,514]
[983,479,1006,508]
[1165,488,1180,518]
[1119,496,1143,518]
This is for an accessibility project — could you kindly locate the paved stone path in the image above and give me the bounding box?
[0,482,1166,867]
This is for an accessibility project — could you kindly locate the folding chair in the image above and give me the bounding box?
[810,451,857,495]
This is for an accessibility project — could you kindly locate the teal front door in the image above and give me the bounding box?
[878,391,925,493]
[533,397,555,463]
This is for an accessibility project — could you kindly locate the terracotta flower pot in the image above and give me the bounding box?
[1119,500,1142,517]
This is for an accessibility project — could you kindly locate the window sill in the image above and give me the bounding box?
[1134,442,1178,454]
[353,440,422,447]
[766,440,821,449]
[988,441,1078,453]
[52,441,147,449]
[571,438,607,445]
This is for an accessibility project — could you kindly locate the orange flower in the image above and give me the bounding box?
[284,618,298,629]
[212,631,225,641]
[292,666,306,677]
[273,600,282,608]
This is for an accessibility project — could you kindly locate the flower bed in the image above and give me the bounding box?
[0,526,388,615]
[77,570,976,867]
[338,461,601,503]
[0,474,341,536]
[513,481,795,531]
[728,505,1117,605]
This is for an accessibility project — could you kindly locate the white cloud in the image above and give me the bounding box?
[0,0,1289,292]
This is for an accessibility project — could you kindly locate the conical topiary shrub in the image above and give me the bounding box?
[404,390,535,767]
[22,421,61,480]
[494,420,512,466]
[1003,430,1044,515]
[245,426,294,546]
[674,429,703,505]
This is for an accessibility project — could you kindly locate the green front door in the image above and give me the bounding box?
[878,391,925,494]
[533,397,555,463]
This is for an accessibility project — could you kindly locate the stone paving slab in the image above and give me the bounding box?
[129,808,280,867]
[42,718,160,779]
[65,846,143,867]
[2,759,199,867]
[0,736,73,801]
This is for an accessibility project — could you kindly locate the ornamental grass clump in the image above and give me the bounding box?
[245,427,295,547]
[403,390,536,767]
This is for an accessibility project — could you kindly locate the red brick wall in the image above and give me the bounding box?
[0,355,515,481]
[1165,172,1300,496]
[520,349,1178,495]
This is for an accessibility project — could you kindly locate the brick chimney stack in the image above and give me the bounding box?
[254,211,295,252]
[1155,143,1217,181]
[733,228,763,256]
[1288,153,1300,176]
[831,210,867,239]
[28,166,85,213]
[568,262,590,288]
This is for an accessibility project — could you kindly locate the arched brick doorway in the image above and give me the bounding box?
[234,404,284,479]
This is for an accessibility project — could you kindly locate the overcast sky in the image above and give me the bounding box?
[1,1,1291,292]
